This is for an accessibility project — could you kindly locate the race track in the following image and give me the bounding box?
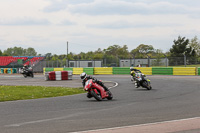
[0,74,200,133]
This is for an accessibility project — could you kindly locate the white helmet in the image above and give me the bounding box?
[80,72,87,80]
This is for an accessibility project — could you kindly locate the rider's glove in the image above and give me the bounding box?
[93,79,97,83]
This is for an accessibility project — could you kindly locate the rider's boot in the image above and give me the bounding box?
[131,76,133,81]
[135,82,139,88]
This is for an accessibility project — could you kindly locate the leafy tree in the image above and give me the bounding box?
[0,50,2,56]
[103,45,121,66]
[170,36,195,57]
[93,49,104,59]
[104,45,120,56]
[67,52,74,60]
[4,47,25,56]
[45,53,52,60]
[189,36,200,56]
[79,52,86,60]
[130,44,155,58]
[117,45,130,59]
[84,51,95,60]
[3,47,37,56]
[104,44,130,58]
[58,54,67,60]
[51,54,58,61]
[24,47,37,56]
[169,36,197,66]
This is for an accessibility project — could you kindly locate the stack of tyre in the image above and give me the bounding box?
[45,71,72,81]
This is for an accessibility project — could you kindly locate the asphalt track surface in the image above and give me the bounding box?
[0,74,200,133]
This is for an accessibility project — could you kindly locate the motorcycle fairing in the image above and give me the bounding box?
[92,83,108,99]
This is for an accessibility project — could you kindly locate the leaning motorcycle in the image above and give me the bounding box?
[20,67,34,78]
[134,72,152,90]
[84,79,113,101]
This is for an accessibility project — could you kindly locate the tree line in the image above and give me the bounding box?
[0,47,37,56]
[1,36,200,62]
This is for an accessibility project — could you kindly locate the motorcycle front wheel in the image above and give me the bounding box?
[106,90,113,100]
[90,89,102,101]
[23,74,27,78]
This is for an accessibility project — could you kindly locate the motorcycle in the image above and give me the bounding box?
[134,72,152,90]
[20,67,34,78]
[84,79,113,101]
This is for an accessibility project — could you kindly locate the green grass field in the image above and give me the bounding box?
[0,85,85,102]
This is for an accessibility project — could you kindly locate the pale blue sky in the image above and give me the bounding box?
[0,0,199,55]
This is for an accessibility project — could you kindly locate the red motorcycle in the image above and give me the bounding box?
[84,79,113,101]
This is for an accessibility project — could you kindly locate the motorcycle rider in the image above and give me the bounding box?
[80,72,109,98]
[130,67,141,81]
[130,67,149,88]
[23,64,29,73]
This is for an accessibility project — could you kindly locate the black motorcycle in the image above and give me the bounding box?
[20,67,34,78]
[134,72,152,90]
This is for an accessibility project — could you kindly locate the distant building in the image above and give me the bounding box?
[120,58,168,67]
[69,60,102,67]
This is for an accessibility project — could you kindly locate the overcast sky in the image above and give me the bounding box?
[0,0,200,55]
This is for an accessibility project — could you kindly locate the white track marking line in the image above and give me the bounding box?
[70,116,200,133]
[106,81,118,89]
[5,114,78,127]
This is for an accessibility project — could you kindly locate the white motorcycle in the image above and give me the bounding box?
[134,72,152,90]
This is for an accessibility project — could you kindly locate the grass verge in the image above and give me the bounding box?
[0,85,85,102]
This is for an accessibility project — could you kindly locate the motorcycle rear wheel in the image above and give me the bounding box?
[143,81,152,90]
[31,73,34,78]
[91,89,102,101]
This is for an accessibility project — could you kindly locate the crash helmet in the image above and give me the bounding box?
[130,67,134,71]
[23,64,28,68]
[80,72,87,80]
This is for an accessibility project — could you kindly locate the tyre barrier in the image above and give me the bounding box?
[45,71,73,81]
[73,68,83,75]
[94,67,113,75]
[4,68,8,74]
[134,67,152,75]
[43,67,200,76]
[0,68,17,74]
[152,67,173,75]
[173,67,196,75]
[113,67,130,74]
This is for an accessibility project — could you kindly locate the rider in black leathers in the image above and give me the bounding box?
[22,64,29,73]
[23,64,28,70]
[80,72,109,98]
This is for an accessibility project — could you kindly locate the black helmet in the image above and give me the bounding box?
[80,72,87,80]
